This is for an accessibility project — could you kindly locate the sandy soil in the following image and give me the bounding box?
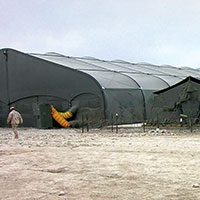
[0,127,200,200]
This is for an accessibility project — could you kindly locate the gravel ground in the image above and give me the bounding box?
[0,127,200,200]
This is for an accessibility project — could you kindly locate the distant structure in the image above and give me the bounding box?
[0,48,200,128]
[151,76,200,125]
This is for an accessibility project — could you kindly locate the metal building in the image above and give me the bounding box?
[1,48,200,128]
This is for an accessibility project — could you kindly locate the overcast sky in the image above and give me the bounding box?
[1,0,200,68]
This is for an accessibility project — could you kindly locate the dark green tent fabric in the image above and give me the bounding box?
[151,76,200,124]
[1,48,200,128]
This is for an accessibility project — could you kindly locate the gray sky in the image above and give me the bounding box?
[1,0,200,68]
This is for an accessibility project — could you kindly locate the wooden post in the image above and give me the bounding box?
[143,121,145,132]
[111,113,114,132]
[86,114,89,132]
[116,113,118,134]
[82,114,84,133]
[190,118,193,133]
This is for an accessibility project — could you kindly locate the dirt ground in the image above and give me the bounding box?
[1,127,200,200]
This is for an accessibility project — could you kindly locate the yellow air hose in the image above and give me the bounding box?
[59,111,73,119]
[51,106,70,128]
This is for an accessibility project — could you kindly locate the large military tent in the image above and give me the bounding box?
[151,76,200,124]
[1,48,200,128]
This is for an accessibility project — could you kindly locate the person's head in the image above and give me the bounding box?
[9,107,15,111]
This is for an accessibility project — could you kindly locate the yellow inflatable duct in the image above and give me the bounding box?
[59,111,72,119]
[51,106,70,128]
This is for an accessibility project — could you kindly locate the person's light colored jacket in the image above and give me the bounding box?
[7,110,23,125]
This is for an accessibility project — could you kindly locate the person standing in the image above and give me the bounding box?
[7,107,23,139]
